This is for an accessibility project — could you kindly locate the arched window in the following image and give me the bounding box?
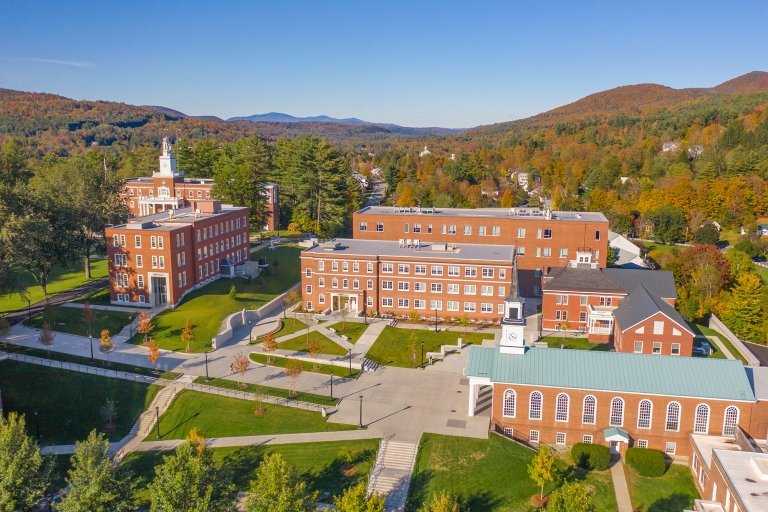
[555,393,570,422]
[529,391,543,420]
[582,395,596,424]
[694,404,710,434]
[723,406,739,437]
[637,399,653,429]
[503,389,516,418]
[610,398,624,427]
[665,402,681,431]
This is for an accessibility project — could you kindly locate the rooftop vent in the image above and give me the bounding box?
[320,241,341,251]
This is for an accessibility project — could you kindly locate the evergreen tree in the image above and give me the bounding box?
[213,138,271,228]
[244,453,316,512]
[0,412,49,512]
[721,273,765,343]
[58,430,135,512]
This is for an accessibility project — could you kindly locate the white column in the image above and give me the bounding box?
[468,383,478,417]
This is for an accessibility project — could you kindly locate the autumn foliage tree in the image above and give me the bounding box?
[38,322,55,355]
[82,301,96,339]
[232,352,250,389]
[181,319,195,352]
[136,312,154,345]
[100,329,114,365]
[147,337,161,368]
[285,358,303,397]
[262,333,277,363]
[528,445,557,502]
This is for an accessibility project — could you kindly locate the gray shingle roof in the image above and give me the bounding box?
[612,285,692,333]
[544,267,676,299]
[467,346,755,402]
[602,268,677,299]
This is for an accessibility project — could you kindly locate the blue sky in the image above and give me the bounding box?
[1,1,767,128]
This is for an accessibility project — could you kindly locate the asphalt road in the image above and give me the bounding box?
[744,341,768,366]
[3,277,108,325]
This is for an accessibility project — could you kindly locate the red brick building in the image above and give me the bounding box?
[105,201,249,307]
[123,137,279,231]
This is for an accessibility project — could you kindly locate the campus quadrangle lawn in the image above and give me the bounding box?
[27,304,133,337]
[366,326,494,367]
[121,439,378,506]
[0,360,159,444]
[0,259,108,313]
[133,245,302,352]
[626,464,699,512]
[408,434,617,512]
[154,390,355,440]
[265,317,307,338]
[325,321,368,344]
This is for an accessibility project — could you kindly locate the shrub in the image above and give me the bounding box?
[571,443,611,471]
[625,447,667,477]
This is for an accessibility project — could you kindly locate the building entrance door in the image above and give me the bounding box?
[151,276,168,306]
[610,441,620,456]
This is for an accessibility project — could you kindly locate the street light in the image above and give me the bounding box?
[155,407,160,439]
[330,370,333,400]
[129,314,134,340]
[434,308,438,332]
[421,341,425,369]
[89,334,94,361]
[205,351,210,381]
[348,349,352,377]
[358,395,363,428]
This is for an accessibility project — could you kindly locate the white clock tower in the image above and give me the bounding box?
[154,136,182,178]
[500,256,526,355]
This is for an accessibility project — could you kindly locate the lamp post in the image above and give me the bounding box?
[34,410,40,440]
[358,395,363,428]
[89,334,94,361]
[155,407,160,439]
[205,351,210,381]
[330,370,333,400]
[434,308,438,332]
[129,314,134,340]
[348,348,352,377]
[421,341,425,369]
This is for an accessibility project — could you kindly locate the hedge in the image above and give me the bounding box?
[625,447,667,477]
[571,443,611,471]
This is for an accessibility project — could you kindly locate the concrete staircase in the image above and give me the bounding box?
[367,438,419,512]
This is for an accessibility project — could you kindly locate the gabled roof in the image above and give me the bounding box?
[466,346,755,402]
[602,268,677,299]
[543,267,676,299]
[613,285,692,334]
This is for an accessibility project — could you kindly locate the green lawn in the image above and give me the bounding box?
[249,353,361,378]
[0,259,108,313]
[326,321,368,344]
[193,377,338,406]
[277,330,348,356]
[73,287,112,305]
[0,360,160,444]
[154,390,355,440]
[263,317,307,339]
[0,343,180,379]
[755,265,768,284]
[366,326,494,368]
[690,323,747,364]
[121,439,378,507]
[639,242,682,255]
[408,434,616,512]
[27,305,133,337]
[626,464,699,512]
[544,337,611,351]
[130,245,302,352]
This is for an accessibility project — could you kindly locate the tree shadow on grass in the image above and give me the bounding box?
[647,494,695,512]
[159,411,200,439]
[405,469,433,510]
[219,446,264,490]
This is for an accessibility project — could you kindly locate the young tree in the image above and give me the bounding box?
[282,290,301,320]
[148,431,235,512]
[528,445,557,501]
[232,352,250,389]
[136,311,155,345]
[333,482,385,512]
[100,398,118,431]
[547,482,595,512]
[262,333,277,362]
[38,321,55,355]
[285,358,303,398]
[407,329,418,368]
[423,490,460,512]
[459,313,470,333]
[305,338,321,371]
[0,412,49,511]
[0,315,10,351]
[100,329,114,365]
[181,319,196,352]
[58,430,136,512]
[82,301,96,340]
[229,283,238,301]
[147,337,161,368]
[244,452,317,512]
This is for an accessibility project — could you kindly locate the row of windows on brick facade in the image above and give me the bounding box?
[501,428,672,453]
[310,263,507,278]
[127,188,209,199]
[307,279,508,296]
[112,234,173,249]
[304,297,502,314]
[555,294,615,306]
[114,254,167,269]
[358,223,602,242]
[501,390,741,437]
[197,236,246,261]
[195,219,247,242]
[114,270,188,290]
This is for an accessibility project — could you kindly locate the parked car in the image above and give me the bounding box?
[693,341,713,356]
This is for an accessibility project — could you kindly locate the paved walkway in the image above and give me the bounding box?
[3,277,109,324]
[610,461,633,512]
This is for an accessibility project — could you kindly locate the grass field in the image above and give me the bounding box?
[408,434,616,512]
[193,376,338,406]
[0,259,108,313]
[154,390,355,440]
[266,317,308,338]
[690,323,747,364]
[130,245,302,352]
[122,439,378,506]
[73,287,112,305]
[366,326,494,367]
[325,321,368,344]
[544,337,611,351]
[756,265,768,283]
[626,464,699,511]
[276,330,348,356]
[639,242,683,255]
[249,353,360,378]
[0,360,159,444]
[27,304,133,337]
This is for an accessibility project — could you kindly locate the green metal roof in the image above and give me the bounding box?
[466,347,756,402]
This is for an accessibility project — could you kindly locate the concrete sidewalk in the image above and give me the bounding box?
[610,462,633,512]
